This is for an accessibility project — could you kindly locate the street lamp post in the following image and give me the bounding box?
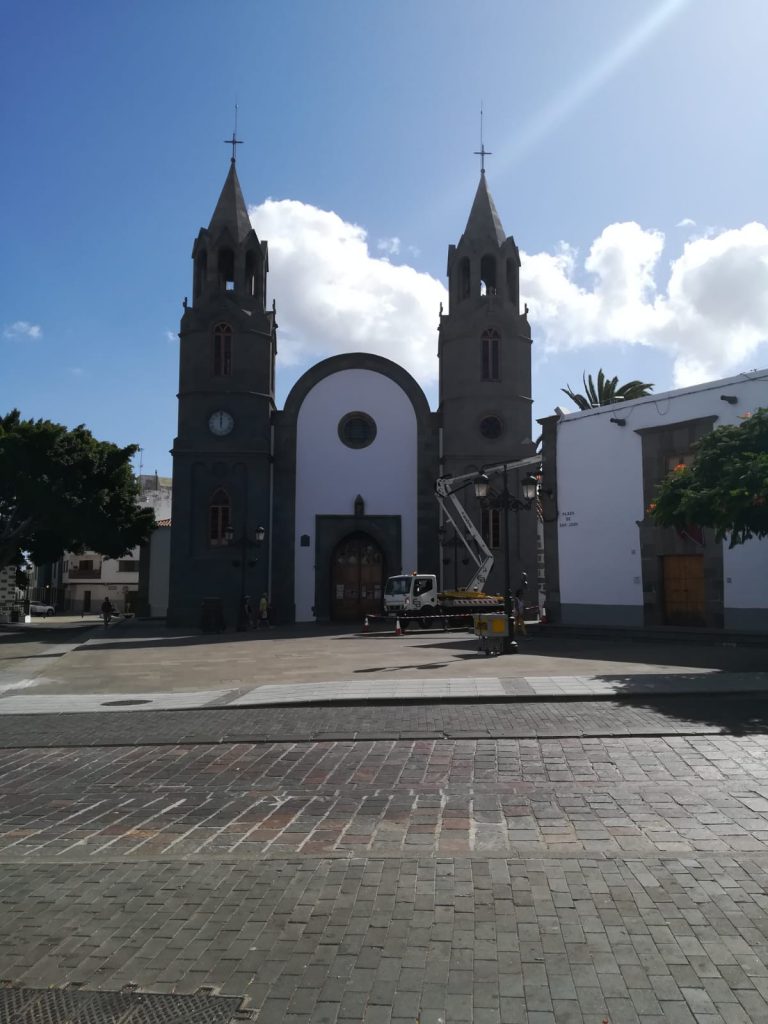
[474,468,538,653]
[438,526,469,591]
[224,523,265,630]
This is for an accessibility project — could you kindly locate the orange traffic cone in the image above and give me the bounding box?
[395,617,402,636]
[363,616,369,633]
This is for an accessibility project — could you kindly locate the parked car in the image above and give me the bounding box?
[29,602,56,617]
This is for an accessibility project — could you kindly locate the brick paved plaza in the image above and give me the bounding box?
[3,625,768,1021]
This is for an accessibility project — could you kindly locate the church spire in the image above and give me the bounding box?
[208,160,253,244]
[191,150,267,309]
[462,172,507,248]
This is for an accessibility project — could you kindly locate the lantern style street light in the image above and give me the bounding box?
[224,523,266,630]
[473,469,539,653]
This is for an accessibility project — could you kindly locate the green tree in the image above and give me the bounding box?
[0,410,156,571]
[562,369,654,410]
[650,409,768,546]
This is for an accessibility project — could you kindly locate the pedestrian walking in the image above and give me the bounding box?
[239,595,254,630]
[258,593,270,629]
[514,588,527,637]
[101,596,114,628]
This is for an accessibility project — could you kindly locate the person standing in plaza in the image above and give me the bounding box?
[514,588,527,637]
[239,595,254,630]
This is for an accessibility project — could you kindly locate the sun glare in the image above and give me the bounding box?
[498,0,691,170]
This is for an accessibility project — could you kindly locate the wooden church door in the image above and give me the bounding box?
[331,534,385,621]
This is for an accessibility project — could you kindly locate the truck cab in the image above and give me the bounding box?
[383,574,438,618]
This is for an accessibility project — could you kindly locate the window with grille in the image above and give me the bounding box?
[209,488,231,546]
[665,452,695,473]
[481,508,501,548]
[213,323,232,376]
[481,329,500,380]
[338,412,377,449]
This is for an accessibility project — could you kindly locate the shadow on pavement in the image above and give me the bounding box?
[355,662,452,673]
[414,633,768,672]
[594,676,768,735]
[71,620,367,652]
[0,626,98,647]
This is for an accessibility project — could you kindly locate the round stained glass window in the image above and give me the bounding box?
[338,412,377,449]
[479,415,503,440]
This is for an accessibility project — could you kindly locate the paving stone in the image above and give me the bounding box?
[4,700,768,1023]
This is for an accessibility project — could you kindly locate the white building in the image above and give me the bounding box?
[539,369,768,632]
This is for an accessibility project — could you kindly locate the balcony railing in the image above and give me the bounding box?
[67,567,102,580]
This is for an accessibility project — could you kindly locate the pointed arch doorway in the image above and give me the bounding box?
[331,533,385,621]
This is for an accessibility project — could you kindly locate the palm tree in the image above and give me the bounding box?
[562,369,654,411]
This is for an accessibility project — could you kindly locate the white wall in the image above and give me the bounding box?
[555,370,768,621]
[294,369,418,621]
[557,417,644,611]
[724,540,768,609]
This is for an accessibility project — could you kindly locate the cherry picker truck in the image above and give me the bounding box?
[382,454,540,632]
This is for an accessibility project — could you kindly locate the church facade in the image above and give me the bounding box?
[167,158,536,626]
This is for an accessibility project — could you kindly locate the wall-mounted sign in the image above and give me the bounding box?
[559,510,579,528]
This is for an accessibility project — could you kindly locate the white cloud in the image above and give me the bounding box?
[165,330,177,343]
[676,217,696,228]
[521,221,768,386]
[377,236,401,256]
[4,320,42,340]
[243,199,768,397]
[249,199,446,385]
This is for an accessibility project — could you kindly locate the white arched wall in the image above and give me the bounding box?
[294,369,418,621]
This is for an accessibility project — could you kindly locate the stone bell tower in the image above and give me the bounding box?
[167,145,276,626]
[437,159,536,597]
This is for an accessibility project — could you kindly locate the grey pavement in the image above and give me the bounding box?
[6,715,768,1021]
[0,693,767,748]
[4,625,768,1022]
[1,618,767,712]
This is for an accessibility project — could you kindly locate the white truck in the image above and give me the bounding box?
[383,455,541,629]
[383,572,504,629]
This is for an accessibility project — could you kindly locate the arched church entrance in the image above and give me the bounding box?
[331,533,385,621]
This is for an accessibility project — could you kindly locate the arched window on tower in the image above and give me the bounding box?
[244,250,258,299]
[481,328,500,381]
[194,250,207,301]
[218,249,235,291]
[480,255,497,297]
[459,258,471,301]
[209,488,231,546]
[213,323,232,376]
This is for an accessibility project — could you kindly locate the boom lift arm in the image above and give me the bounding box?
[435,455,541,593]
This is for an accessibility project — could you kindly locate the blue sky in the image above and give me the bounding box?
[3,0,768,476]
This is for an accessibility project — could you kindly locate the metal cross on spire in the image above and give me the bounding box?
[224,104,243,163]
[474,103,492,174]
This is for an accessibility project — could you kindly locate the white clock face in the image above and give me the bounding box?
[208,410,234,436]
